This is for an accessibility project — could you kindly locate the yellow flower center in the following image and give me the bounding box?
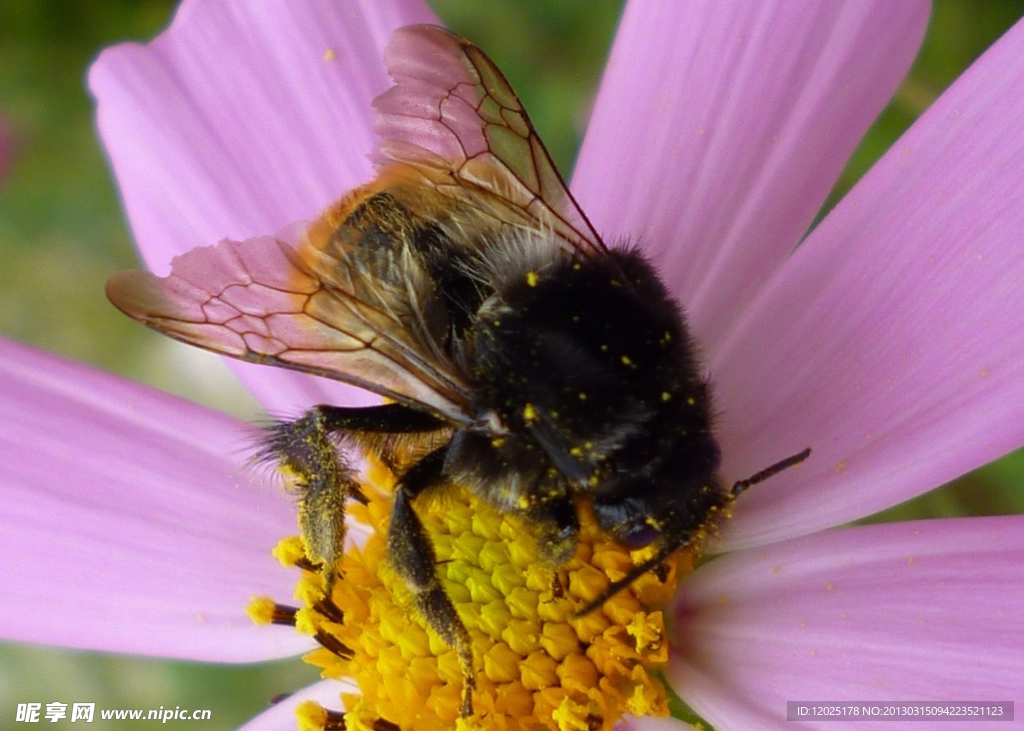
[249,461,694,731]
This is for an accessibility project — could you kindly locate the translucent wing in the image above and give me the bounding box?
[373,25,607,258]
[106,228,475,425]
[107,25,598,425]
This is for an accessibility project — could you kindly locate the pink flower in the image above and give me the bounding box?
[3,1,1023,729]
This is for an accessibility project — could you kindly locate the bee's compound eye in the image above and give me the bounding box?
[593,496,659,549]
[617,522,659,550]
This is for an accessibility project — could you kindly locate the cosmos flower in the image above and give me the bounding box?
[3,0,1024,730]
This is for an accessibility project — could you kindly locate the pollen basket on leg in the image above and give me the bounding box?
[262,457,686,731]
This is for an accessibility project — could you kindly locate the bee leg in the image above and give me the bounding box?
[315,403,446,435]
[260,404,445,588]
[257,408,360,589]
[387,444,476,718]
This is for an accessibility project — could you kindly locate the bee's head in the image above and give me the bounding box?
[591,492,662,549]
[592,436,723,551]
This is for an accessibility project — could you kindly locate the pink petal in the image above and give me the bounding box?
[238,679,354,731]
[90,0,437,264]
[0,338,310,662]
[89,0,437,413]
[616,718,699,731]
[573,0,929,354]
[713,17,1024,548]
[669,516,1024,730]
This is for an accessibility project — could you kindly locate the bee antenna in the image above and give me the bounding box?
[574,448,812,617]
[572,538,684,618]
[730,447,811,497]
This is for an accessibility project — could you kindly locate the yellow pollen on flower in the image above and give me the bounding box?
[296,700,329,731]
[247,594,299,627]
[246,596,279,625]
[626,611,663,654]
[264,458,693,731]
[273,535,308,567]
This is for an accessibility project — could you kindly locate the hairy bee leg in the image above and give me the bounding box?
[259,404,447,587]
[257,409,359,589]
[387,445,476,718]
[316,402,446,434]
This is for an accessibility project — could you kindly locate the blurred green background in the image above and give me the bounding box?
[2,1,1023,729]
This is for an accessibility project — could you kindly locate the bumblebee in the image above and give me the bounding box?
[107,25,808,718]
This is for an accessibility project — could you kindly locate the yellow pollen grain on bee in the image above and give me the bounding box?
[661,392,672,402]
[686,396,696,406]
[526,271,540,287]
[491,436,506,448]
[569,446,584,458]
[621,355,634,366]
[578,391,587,401]
[522,403,538,424]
